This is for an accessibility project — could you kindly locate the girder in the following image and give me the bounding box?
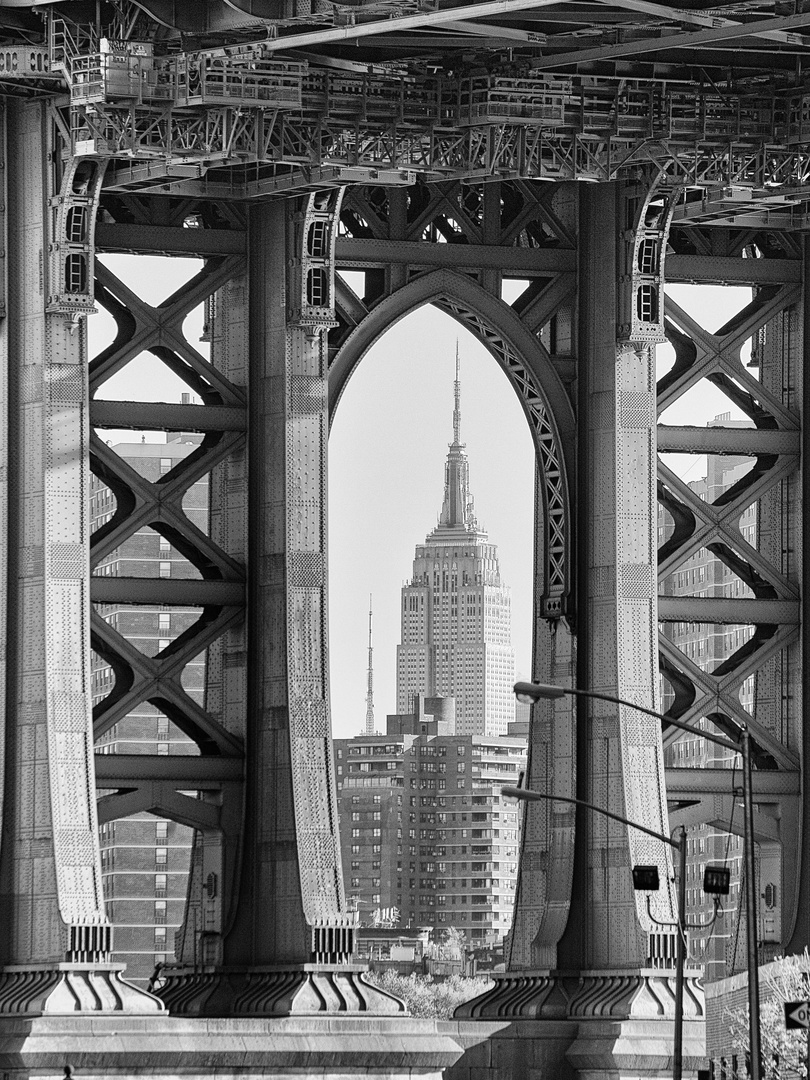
[3,1,810,230]
[665,767,799,799]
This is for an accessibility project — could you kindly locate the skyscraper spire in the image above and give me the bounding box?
[453,340,461,446]
[364,595,375,736]
[436,348,477,532]
[397,349,515,736]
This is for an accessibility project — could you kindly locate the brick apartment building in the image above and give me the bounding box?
[334,695,526,945]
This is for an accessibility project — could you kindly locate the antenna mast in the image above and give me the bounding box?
[364,595,375,735]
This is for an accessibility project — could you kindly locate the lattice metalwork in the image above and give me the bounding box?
[658,233,805,955]
[5,3,810,213]
[89,256,247,760]
[657,279,801,765]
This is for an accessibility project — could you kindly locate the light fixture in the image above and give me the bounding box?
[513,680,565,704]
[703,866,731,896]
[632,865,660,892]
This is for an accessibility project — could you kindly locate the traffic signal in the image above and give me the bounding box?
[703,866,730,895]
[632,865,660,891]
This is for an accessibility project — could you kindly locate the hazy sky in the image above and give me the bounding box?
[90,256,753,741]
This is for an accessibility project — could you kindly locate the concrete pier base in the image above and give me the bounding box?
[445,1015,707,1080]
[445,969,707,1080]
[0,1014,467,1078]
[565,1016,707,1079]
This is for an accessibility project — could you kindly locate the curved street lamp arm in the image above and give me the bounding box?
[501,785,678,850]
[514,681,742,754]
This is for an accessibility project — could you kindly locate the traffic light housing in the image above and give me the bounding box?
[703,865,731,895]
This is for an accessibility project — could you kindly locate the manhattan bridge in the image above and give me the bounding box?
[0,0,807,1076]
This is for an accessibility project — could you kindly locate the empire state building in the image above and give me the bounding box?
[396,357,515,736]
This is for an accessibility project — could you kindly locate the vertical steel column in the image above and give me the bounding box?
[560,182,675,973]
[559,184,705,1077]
[226,198,346,964]
[0,100,159,1013]
[786,235,810,955]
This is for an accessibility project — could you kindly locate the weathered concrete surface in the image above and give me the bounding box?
[442,1019,579,1080]
[443,1015,707,1080]
[0,1014,468,1078]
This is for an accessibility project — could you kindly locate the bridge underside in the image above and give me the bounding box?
[0,0,807,1077]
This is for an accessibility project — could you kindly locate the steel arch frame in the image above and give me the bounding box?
[328,266,577,620]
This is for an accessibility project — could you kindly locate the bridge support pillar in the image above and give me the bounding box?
[0,98,161,1018]
[452,183,705,1079]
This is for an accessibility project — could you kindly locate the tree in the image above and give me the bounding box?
[725,950,810,1078]
[365,971,492,1019]
[426,926,466,960]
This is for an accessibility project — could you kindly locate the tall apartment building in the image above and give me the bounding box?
[659,416,780,979]
[396,359,515,735]
[334,696,526,945]
[93,432,206,984]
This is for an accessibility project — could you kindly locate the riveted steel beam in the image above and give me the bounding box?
[665,768,800,797]
[531,9,810,69]
[657,425,800,456]
[91,400,247,432]
[666,255,802,286]
[335,238,576,273]
[259,0,565,52]
[658,596,800,625]
[94,754,242,785]
[96,222,245,257]
[90,578,245,606]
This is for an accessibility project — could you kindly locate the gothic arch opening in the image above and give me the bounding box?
[327,306,534,739]
[328,269,576,739]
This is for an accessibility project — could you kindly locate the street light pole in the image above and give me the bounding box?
[514,681,762,1080]
[741,727,762,1078]
[502,785,689,1080]
[673,826,688,1080]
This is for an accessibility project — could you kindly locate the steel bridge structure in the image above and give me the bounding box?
[0,0,808,1077]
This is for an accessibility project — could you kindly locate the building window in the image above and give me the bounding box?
[155,848,168,866]
[159,458,172,475]
[155,821,169,841]
[157,743,169,756]
[159,561,171,579]
[155,874,167,898]
[154,901,167,924]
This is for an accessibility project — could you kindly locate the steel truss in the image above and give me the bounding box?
[4,7,810,201]
[86,173,807,976]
